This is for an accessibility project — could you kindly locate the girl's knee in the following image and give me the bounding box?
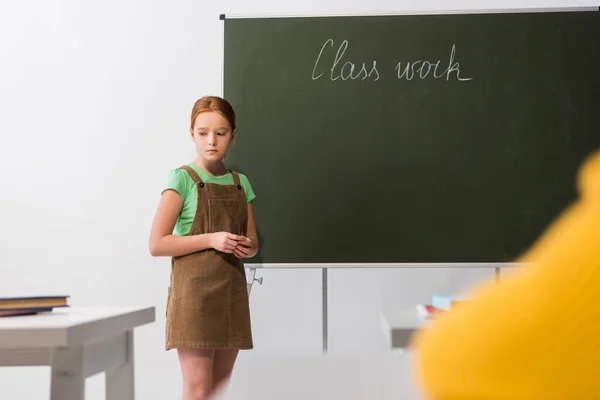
[184,378,212,400]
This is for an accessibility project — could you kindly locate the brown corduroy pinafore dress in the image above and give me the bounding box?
[165,165,253,350]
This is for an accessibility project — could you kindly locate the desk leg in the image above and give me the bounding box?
[106,330,135,400]
[322,267,328,353]
[50,346,85,400]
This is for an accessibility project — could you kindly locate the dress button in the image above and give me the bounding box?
[199,182,204,188]
[237,185,242,190]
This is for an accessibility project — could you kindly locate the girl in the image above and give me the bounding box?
[149,96,258,400]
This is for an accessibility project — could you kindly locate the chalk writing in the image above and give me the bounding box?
[312,39,380,81]
[395,44,472,81]
[311,39,473,82]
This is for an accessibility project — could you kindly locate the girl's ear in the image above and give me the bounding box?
[231,128,237,143]
[190,128,194,140]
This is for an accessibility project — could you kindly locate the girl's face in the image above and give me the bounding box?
[190,111,236,164]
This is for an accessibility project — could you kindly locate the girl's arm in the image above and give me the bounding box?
[149,190,241,257]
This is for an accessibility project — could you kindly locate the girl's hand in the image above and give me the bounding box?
[234,236,253,259]
[210,232,242,253]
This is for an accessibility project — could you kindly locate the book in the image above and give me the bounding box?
[432,295,467,311]
[0,307,55,317]
[0,295,69,310]
[416,304,444,320]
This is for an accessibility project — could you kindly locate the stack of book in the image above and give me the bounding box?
[0,295,70,317]
[416,294,467,320]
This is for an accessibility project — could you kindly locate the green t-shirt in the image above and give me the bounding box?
[162,164,256,236]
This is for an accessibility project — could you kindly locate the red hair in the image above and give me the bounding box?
[190,96,236,131]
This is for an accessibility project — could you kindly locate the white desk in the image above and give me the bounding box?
[0,306,155,400]
[380,308,425,349]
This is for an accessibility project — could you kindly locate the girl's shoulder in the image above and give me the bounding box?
[163,166,196,199]
[231,171,256,203]
[234,171,251,184]
[169,166,197,183]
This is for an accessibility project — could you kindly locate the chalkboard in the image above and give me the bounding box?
[222,9,600,264]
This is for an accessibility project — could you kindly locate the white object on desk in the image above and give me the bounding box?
[380,308,426,349]
[0,306,155,400]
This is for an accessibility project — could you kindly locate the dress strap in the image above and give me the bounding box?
[179,165,204,184]
[229,170,243,190]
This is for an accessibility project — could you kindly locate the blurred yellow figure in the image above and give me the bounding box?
[411,149,600,399]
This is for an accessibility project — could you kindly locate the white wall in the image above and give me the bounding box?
[0,0,594,398]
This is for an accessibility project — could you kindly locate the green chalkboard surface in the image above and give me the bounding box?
[222,10,600,264]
